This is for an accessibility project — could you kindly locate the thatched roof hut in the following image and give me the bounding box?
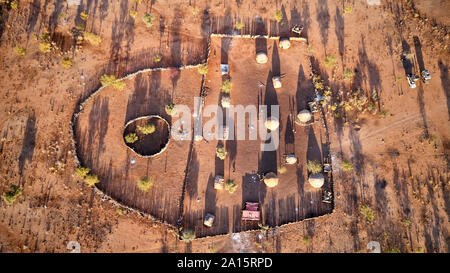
[256,52,268,64]
[264,172,279,188]
[279,38,291,49]
[285,154,297,165]
[296,109,312,124]
[308,173,324,188]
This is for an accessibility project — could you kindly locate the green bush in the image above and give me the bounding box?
[129,9,138,19]
[343,69,354,80]
[84,32,102,46]
[324,54,338,68]
[137,123,156,135]
[225,179,237,194]
[137,176,154,192]
[197,64,208,75]
[80,11,89,21]
[341,160,354,171]
[2,185,22,205]
[274,10,283,23]
[221,80,232,93]
[84,174,99,186]
[234,22,244,30]
[360,204,375,223]
[278,166,287,174]
[39,42,51,53]
[61,57,73,68]
[125,133,138,144]
[165,103,177,116]
[142,13,154,28]
[14,46,26,56]
[154,54,162,63]
[307,160,322,174]
[75,166,90,179]
[10,1,18,10]
[100,74,125,90]
[216,145,227,160]
[302,235,311,245]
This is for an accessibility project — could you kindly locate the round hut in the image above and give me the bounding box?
[295,109,312,124]
[308,173,325,188]
[279,38,291,49]
[256,52,268,64]
[264,119,280,131]
[263,172,279,188]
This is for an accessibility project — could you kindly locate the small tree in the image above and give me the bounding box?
[84,32,102,46]
[125,133,138,144]
[197,64,208,75]
[136,176,154,192]
[225,179,237,194]
[154,54,162,63]
[84,174,99,187]
[129,10,138,19]
[341,160,354,171]
[216,145,227,160]
[61,57,73,68]
[181,229,196,242]
[360,204,375,223]
[14,46,26,56]
[137,124,156,135]
[39,42,51,53]
[221,80,232,93]
[2,185,22,205]
[234,22,244,30]
[307,160,322,174]
[75,166,90,179]
[274,10,283,23]
[142,13,154,28]
[302,235,311,245]
[324,54,338,67]
[100,74,125,90]
[165,103,177,116]
[80,11,89,21]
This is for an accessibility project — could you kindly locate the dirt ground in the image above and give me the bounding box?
[0,0,448,253]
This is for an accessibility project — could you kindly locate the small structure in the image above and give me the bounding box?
[272,76,282,88]
[256,52,268,64]
[322,190,332,204]
[421,69,431,84]
[309,173,324,189]
[407,73,419,88]
[220,126,230,140]
[264,119,280,131]
[263,172,279,188]
[204,213,215,227]
[291,25,303,35]
[214,175,224,190]
[279,38,291,49]
[221,64,229,75]
[295,109,312,124]
[308,101,319,113]
[221,93,231,108]
[284,154,297,165]
[242,202,260,221]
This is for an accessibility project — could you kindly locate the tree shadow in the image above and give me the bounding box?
[334,6,345,62]
[413,36,425,72]
[204,174,216,215]
[316,0,330,52]
[438,60,449,119]
[18,111,37,179]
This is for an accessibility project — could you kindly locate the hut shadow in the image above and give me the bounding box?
[306,126,322,163]
[295,64,315,112]
[18,111,37,180]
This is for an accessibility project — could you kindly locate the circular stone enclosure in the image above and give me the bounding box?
[123,115,171,157]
